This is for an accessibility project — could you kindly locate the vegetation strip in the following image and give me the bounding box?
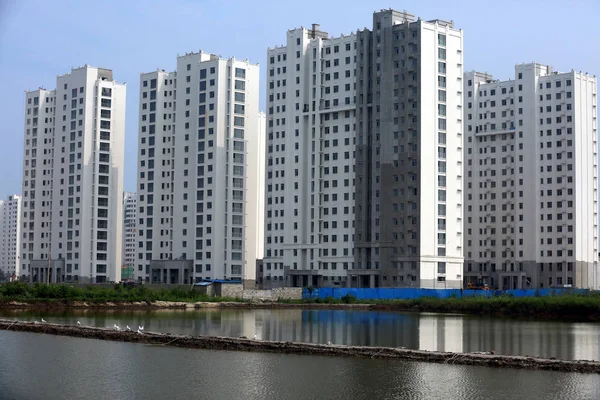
[1,319,599,374]
[3,282,600,321]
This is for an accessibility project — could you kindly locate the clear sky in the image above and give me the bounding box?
[0,0,597,195]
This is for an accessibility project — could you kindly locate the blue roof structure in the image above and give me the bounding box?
[194,279,242,285]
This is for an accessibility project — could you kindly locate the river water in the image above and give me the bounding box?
[1,308,599,360]
[0,331,599,400]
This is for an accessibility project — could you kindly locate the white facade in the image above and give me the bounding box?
[136,52,264,284]
[263,10,464,288]
[464,63,598,289]
[0,195,22,279]
[21,65,126,283]
[122,192,137,270]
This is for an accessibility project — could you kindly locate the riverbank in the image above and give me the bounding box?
[2,282,600,321]
[0,299,372,310]
[1,318,598,374]
[2,297,600,321]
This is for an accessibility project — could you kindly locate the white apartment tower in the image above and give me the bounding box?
[464,63,598,289]
[136,52,263,285]
[122,192,137,270]
[264,9,464,288]
[21,65,126,283]
[0,195,22,279]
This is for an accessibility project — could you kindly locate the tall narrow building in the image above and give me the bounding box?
[0,194,22,280]
[464,63,598,289]
[264,9,464,288]
[122,191,137,281]
[21,65,126,283]
[136,52,264,285]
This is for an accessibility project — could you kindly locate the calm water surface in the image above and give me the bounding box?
[0,331,599,400]
[1,308,600,360]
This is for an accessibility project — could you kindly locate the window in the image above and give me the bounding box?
[235,68,246,78]
[437,262,446,274]
[235,80,245,90]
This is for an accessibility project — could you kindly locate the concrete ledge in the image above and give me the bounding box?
[1,319,599,374]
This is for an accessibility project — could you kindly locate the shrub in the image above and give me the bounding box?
[341,294,357,304]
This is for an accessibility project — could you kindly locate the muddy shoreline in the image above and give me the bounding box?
[0,300,372,310]
[0,319,598,374]
[2,300,600,322]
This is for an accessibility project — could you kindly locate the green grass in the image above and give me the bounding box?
[0,282,241,303]
[2,282,600,320]
[280,292,600,319]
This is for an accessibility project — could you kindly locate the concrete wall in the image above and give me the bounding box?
[218,283,245,298]
[218,283,301,300]
[241,287,302,301]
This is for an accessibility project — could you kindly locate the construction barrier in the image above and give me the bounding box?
[302,287,589,300]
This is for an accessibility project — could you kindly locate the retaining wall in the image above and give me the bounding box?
[241,288,303,301]
[303,288,590,300]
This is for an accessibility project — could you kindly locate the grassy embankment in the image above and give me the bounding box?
[1,282,600,320]
[296,292,600,320]
[0,281,238,303]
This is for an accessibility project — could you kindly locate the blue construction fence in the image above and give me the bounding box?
[302,287,590,301]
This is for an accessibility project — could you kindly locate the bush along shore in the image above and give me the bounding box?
[1,319,599,373]
[0,281,239,306]
[2,282,600,321]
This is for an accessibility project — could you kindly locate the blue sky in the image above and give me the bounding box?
[0,0,597,195]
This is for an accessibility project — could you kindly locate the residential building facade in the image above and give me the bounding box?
[264,9,464,288]
[21,65,126,283]
[122,191,137,280]
[0,195,22,279]
[136,52,264,285]
[464,63,598,289]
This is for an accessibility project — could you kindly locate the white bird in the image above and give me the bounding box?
[113,324,120,331]
[137,328,143,334]
[327,341,333,346]
[41,318,46,323]
[77,321,81,326]
[126,325,131,331]
[253,334,257,340]
[138,325,144,331]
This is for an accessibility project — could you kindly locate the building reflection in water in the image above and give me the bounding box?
[3,308,600,361]
[571,323,600,361]
[418,313,463,353]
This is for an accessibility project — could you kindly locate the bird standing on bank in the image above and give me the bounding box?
[41,318,46,323]
[77,321,81,326]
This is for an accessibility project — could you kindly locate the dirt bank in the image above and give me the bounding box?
[0,300,374,310]
[1,319,598,374]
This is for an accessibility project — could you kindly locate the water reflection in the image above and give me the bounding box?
[2,308,600,360]
[1,331,599,400]
[419,314,463,353]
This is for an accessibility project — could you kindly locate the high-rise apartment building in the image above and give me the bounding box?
[464,63,598,289]
[21,65,126,283]
[0,194,22,280]
[136,52,264,285]
[122,192,137,280]
[264,9,464,288]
